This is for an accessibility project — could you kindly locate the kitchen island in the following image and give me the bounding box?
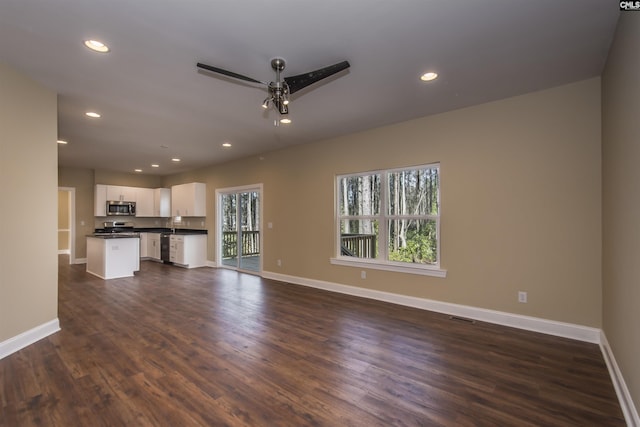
[86,234,140,279]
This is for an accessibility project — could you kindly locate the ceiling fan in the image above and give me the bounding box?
[196,58,350,122]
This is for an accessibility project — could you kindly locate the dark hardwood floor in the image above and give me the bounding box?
[0,256,625,426]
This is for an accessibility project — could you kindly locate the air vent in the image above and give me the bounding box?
[448,315,476,324]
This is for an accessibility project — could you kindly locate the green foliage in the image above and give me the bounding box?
[388,224,437,264]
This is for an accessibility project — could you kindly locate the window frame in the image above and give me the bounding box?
[331,163,446,278]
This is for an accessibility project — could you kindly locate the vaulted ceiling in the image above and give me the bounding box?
[0,1,619,175]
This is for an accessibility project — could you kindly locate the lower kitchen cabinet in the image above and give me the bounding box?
[148,233,161,260]
[140,232,161,261]
[169,234,206,268]
[139,233,149,258]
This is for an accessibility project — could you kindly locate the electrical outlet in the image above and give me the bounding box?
[518,291,528,303]
[277,259,282,267]
[361,270,366,279]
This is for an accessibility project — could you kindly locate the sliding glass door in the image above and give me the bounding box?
[218,185,262,273]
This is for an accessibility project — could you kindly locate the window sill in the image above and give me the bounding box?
[329,257,447,278]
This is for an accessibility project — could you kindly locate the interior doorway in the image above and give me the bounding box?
[216,184,262,273]
[58,187,76,264]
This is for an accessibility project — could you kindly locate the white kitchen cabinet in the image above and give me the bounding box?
[135,188,155,217]
[95,185,172,218]
[139,233,149,258]
[147,233,161,260]
[95,184,108,216]
[106,185,137,202]
[171,183,206,217]
[154,188,171,217]
[96,184,137,216]
[169,234,206,268]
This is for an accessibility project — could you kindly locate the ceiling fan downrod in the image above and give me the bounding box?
[268,58,289,115]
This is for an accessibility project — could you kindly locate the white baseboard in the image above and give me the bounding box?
[57,249,70,255]
[0,319,60,360]
[600,331,640,427]
[73,257,87,264]
[205,260,217,268]
[261,271,601,343]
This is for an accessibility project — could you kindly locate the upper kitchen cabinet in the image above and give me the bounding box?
[95,184,107,216]
[95,185,172,217]
[171,183,206,217]
[95,184,137,216]
[135,188,154,217]
[154,188,171,218]
[107,185,136,202]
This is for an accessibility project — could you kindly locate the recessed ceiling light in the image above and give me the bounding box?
[280,117,291,124]
[134,169,143,173]
[57,139,68,145]
[222,142,232,148]
[151,164,159,168]
[420,72,438,82]
[85,111,101,118]
[84,39,110,53]
[171,158,181,162]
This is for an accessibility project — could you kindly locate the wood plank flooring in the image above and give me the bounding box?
[0,256,625,426]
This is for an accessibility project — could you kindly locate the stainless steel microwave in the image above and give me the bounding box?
[106,201,136,216]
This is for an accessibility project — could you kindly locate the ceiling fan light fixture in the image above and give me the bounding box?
[280,117,292,124]
[261,98,270,109]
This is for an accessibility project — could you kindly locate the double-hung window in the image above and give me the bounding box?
[332,163,445,277]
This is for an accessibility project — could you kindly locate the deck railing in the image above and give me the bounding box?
[222,231,376,259]
[341,233,376,258]
[223,231,260,258]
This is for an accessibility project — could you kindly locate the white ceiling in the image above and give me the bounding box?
[0,1,619,176]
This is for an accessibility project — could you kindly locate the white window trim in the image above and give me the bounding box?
[329,256,447,277]
[335,163,445,278]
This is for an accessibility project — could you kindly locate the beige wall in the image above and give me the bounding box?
[602,14,640,416]
[58,167,94,259]
[95,169,163,188]
[58,190,70,251]
[0,63,58,342]
[165,78,602,328]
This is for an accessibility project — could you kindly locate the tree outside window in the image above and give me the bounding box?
[337,164,440,268]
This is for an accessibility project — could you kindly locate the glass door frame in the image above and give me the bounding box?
[215,183,263,274]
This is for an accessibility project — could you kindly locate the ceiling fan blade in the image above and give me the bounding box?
[284,61,350,94]
[196,62,266,85]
